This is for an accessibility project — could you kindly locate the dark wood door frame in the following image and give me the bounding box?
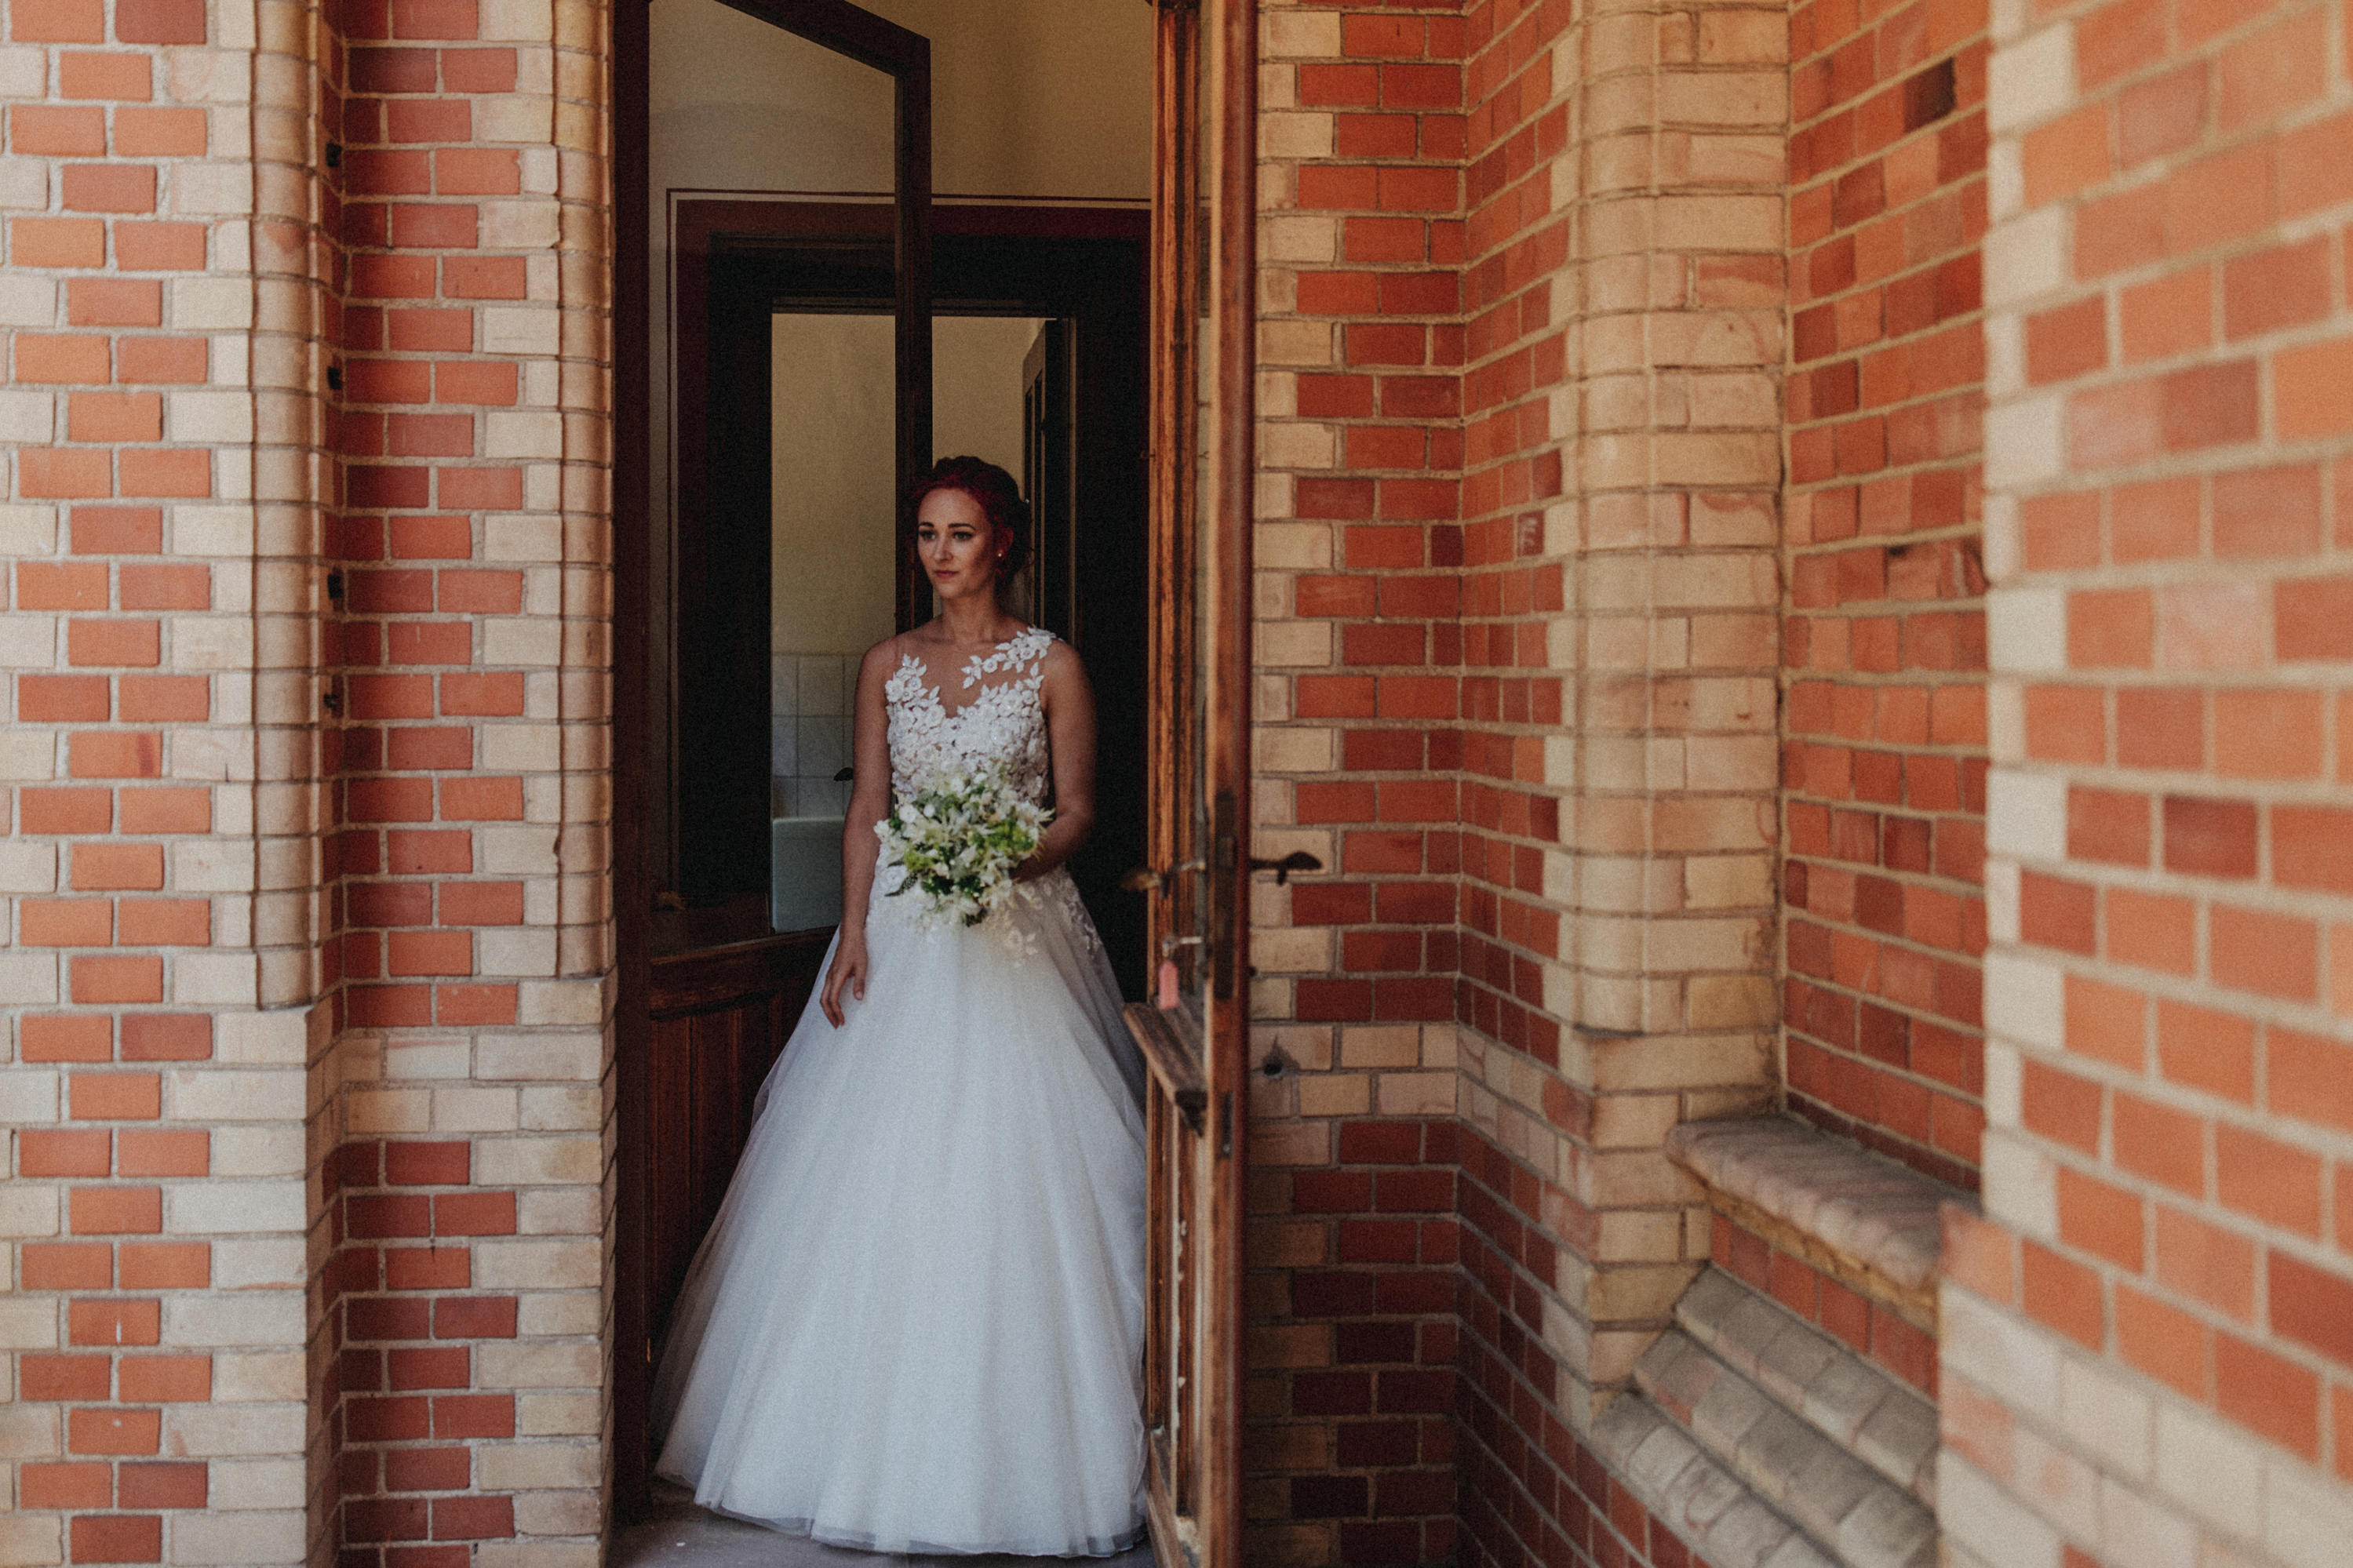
[670,197,1150,965]
[703,0,933,556]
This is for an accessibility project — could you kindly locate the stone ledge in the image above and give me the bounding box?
[1666,1117,1972,1324]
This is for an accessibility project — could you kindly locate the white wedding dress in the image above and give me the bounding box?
[653,627,1149,1555]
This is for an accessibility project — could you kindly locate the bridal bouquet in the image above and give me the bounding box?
[876,765,1053,927]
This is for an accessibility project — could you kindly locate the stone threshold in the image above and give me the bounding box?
[1665,1117,1972,1331]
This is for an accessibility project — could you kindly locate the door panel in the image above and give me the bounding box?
[644,935,825,1347]
[1131,1,1254,1563]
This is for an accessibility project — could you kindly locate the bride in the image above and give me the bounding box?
[652,456,1149,1554]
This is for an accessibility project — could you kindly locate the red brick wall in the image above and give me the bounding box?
[1255,0,1787,1558]
[1459,1137,1713,1568]
[323,0,612,1559]
[1781,0,1992,1189]
[1248,5,1472,1557]
[2,0,609,1559]
[1956,0,2353,1556]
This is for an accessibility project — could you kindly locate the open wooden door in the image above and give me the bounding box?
[1127,1,1255,1563]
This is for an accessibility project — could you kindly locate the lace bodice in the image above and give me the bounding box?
[876,625,1095,957]
[883,625,1057,804]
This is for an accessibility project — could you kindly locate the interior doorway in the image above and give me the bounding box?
[610,0,1158,1520]
[667,201,1149,976]
[644,196,1149,1384]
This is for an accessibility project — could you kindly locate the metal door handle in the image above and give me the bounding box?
[1121,857,1205,893]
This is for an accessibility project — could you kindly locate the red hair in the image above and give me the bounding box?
[909,456,1030,579]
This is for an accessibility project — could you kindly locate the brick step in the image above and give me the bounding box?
[1591,1269,1937,1568]
[1673,1269,1938,1509]
[1589,1391,1839,1568]
[1633,1330,1932,1568]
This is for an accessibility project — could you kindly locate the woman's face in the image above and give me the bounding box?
[914,488,1001,605]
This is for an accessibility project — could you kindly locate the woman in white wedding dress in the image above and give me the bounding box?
[652,457,1148,1555]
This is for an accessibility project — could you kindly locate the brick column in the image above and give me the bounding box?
[323,0,611,1559]
[1,0,330,1561]
[1448,0,1789,1555]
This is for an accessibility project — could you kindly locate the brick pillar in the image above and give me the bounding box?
[1,0,330,1561]
[322,0,612,1559]
[1451,0,1787,1558]
[1959,0,2353,1559]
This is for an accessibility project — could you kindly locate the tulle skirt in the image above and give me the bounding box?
[651,863,1149,1555]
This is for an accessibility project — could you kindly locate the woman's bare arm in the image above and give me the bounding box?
[821,637,898,1025]
[1018,642,1097,881]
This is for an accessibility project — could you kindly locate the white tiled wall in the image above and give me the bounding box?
[772,652,856,817]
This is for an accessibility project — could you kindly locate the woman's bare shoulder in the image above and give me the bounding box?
[1036,636,1092,702]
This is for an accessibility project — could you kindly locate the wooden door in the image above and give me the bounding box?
[1129,1,1255,1562]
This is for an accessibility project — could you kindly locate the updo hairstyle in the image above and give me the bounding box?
[909,455,1030,581]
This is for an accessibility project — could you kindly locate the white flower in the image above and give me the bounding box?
[876,764,1052,930]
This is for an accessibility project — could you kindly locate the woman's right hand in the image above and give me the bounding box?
[819,933,869,1028]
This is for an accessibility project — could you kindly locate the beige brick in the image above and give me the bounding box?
[1375,1071,1455,1116]
[476,1034,602,1082]
[476,1541,599,1568]
[517,1392,603,1438]
[166,1510,305,1566]
[210,1352,304,1402]
[477,1341,602,1392]
[0,1297,59,1351]
[516,1291,602,1339]
[207,1458,305,1510]
[1986,22,2074,131]
[511,1490,601,1537]
[473,1239,600,1290]
[159,1402,305,1459]
[475,1136,602,1186]
[1338,1026,1421,1069]
[0,1515,63,1568]
[1264,9,1339,56]
[1258,319,1334,367]
[479,1442,603,1491]
[1938,1452,2063,1568]
[432,1086,522,1132]
[164,1293,304,1350]
[1295,1073,1371,1117]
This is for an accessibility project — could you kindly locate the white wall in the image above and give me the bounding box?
[769,314,1043,824]
[650,0,1154,202]
[770,313,897,663]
